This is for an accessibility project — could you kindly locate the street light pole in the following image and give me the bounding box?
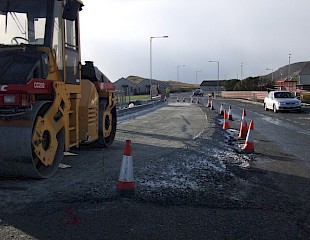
[241,62,243,80]
[150,35,168,99]
[288,53,291,80]
[209,60,220,97]
[266,68,274,82]
[177,65,186,82]
[195,70,202,85]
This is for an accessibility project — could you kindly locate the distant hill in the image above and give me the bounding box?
[164,80,199,91]
[125,76,199,92]
[262,61,309,81]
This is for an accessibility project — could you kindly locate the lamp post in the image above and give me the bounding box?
[241,62,243,80]
[177,65,186,82]
[288,53,291,80]
[266,68,274,82]
[195,70,202,85]
[150,35,168,99]
[209,60,220,97]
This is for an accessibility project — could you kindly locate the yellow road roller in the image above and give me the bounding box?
[0,0,117,178]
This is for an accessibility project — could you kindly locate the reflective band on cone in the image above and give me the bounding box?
[223,110,231,129]
[117,140,135,196]
[238,109,248,139]
[228,106,233,121]
[243,120,254,153]
[210,100,215,110]
[219,103,224,115]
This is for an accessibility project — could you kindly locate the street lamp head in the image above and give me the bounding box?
[151,36,169,39]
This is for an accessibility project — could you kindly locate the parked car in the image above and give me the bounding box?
[193,89,204,97]
[264,90,301,113]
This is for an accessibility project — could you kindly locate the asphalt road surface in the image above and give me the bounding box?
[0,98,309,240]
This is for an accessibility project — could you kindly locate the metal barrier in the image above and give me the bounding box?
[117,100,163,117]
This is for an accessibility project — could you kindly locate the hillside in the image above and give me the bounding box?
[262,61,309,81]
[164,80,199,91]
[125,75,199,91]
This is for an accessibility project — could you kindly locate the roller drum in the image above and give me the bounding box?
[0,101,65,178]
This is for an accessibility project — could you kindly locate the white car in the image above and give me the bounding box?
[264,90,301,113]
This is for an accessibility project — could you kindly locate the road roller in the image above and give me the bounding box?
[0,0,117,178]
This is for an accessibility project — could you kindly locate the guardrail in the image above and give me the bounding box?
[117,99,163,117]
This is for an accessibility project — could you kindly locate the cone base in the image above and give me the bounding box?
[243,142,254,153]
[117,181,135,197]
[223,122,231,129]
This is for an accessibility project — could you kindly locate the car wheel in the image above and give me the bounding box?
[273,104,278,113]
[264,103,268,111]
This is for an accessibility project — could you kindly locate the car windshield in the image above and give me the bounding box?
[0,0,47,46]
[274,92,294,98]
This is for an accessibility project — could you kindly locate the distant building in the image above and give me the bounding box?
[114,77,172,96]
[276,79,298,91]
[200,80,225,93]
[297,62,310,90]
[114,77,138,96]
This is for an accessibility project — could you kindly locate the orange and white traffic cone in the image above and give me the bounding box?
[223,110,231,129]
[238,109,248,139]
[206,99,211,108]
[228,105,233,121]
[219,103,224,115]
[243,120,254,153]
[210,100,215,110]
[117,140,135,196]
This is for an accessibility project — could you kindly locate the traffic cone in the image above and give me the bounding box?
[219,103,224,115]
[223,110,231,129]
[117,140,135,196]
[243,120,254,153]
[206,99,211,108]
[210,100,215,110]
[176,97,179,102]
[238,109,248,139]
[228,105,233,121]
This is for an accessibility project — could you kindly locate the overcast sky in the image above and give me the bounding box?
[79,0,310,83]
